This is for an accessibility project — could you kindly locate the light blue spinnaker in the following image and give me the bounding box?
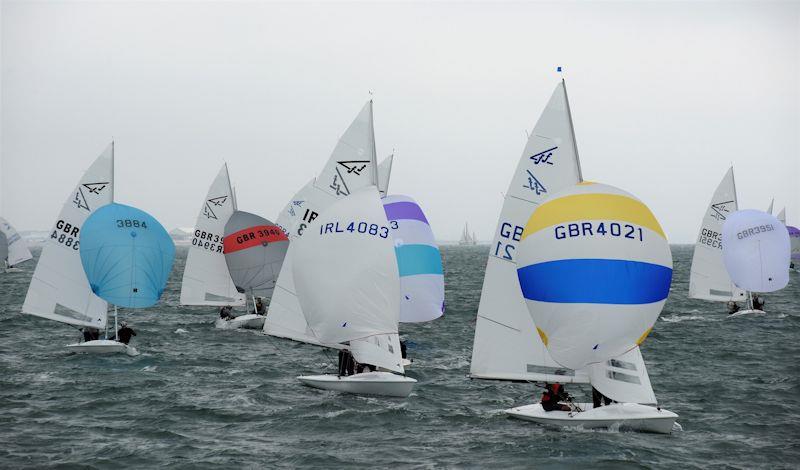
[80,203,175,308]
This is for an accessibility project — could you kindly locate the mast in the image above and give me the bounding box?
[561,78,584,183]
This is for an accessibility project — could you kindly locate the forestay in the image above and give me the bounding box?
[264,101,380,345]
[469,81,589,383]
[292,186,402,372]
[180,164,244,306]
[722,210,790,293]
[517,183,672,370]
[383,195,444,323]
[223,211,288,299]
[0,217,32,266]
[688,168,747,302]
[22,145,113,328]
[80,203,175,308]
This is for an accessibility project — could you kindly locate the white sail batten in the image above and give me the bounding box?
[264,101,379,345]
[688,167,747,302]
[292,186,401,370]
[470,81,588,383]
[22,145,113,328]
[0,217,32,266]
[180,164,244,306]
[588,347,657,405]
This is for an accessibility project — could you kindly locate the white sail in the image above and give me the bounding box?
[180,164,245,306]
[377,153,394,197]
[351,333,404,373]
[722,210,790,293]
[470,81,589,383]
[292,186,402,372]
[588,347,656,405]
[777,207,786,225]
[0,217,32,267]
[688,167,747,302]
[766,198,774,215]
[264,101,379,345]
[22,144,113,328]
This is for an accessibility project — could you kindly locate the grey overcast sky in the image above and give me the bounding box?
[1,1,798,243]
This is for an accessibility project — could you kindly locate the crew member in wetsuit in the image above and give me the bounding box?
[592,387,612,408]
[254,298,266,315]
[400,340,408,359]
[541,383,572,412]
[82,327,100,342]
[219,305,234,320]
[752,294,765,311]
[727,301,740,315]
[114,321,137,345]
[338,349,356,376]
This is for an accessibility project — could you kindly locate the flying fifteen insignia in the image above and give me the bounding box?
[523,170,547,195]
[529,146,557,165]
[710,200,734,221]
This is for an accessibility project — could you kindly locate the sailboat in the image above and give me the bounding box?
[458,223,477,245]
[469,79,675,432]
[0,217,32,272]
[221,211,289,329]
[507,182,676,433]
[383,194,445,365]
[23,144,115,351]
[789,225,800,272]
[721,209,790,307]
[77,202,175,353]
[179,164,245,310]
[263,101,384,346]
[294,186,416,398]
[688,168,753,314]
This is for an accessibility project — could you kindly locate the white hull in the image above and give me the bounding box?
[4,267,22,273]
[728,309,766,318]
[65,339,137,355]
[297,371,417,398]
[217,314,266,330]
[505,402,678,434]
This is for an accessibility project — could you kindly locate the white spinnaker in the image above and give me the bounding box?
[688,168,747,302]
[588,347,656,405]
[264,101,379,345]
[0,217,32,266]
[180,164,244,306]
[722,210,790,293]
[777,207,786,225]
[469,81,589,383]
[377,153,394,196]
[22,145,113,328]
[292,186,402,372]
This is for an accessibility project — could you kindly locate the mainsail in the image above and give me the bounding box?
[180,164,244,306]
[0,217,32,267]
[291,186,403,372]
[469,81,588,383]
[22,144,113,328]
[688,168,747,302]
[263,101,380,345]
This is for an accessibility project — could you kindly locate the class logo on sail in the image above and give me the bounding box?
[203,196,228,220]
[73,182,110,212]
[330,160,371,196]
[710,200,734,221]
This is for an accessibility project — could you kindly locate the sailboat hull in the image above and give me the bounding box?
[505,402,678,434]
[297,372,417,398]
[65,339,135,355]
[728,309,766,318]
[216,313,266,330]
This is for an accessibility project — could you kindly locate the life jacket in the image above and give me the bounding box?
[541,384,561,402]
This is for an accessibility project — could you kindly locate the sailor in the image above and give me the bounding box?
[115,321,137,345]
[752,294,765,311]
[592,387,612,408]
[541,383,572,412]
[254,297,266,316]
[338,349,356,376]
[219,305,234,320]
[82,327,100,342]
[727,301,740,315]
[400,340,408,359]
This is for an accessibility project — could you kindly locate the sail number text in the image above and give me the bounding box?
[297,208,319,236]
[52,219,80,250]
[494,222,523,260]
[193,230,223,253]
[554,222,644,241]
[320,221,390,238]
[116,219,148,229]
[698,228,722,249]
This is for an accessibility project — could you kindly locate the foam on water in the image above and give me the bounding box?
[1,245,799,467]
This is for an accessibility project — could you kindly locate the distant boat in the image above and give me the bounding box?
[263,100,386,346]
[458,223,477,245]
[0,217,32,271]
[469,79,676,433]
[294,186,416,398]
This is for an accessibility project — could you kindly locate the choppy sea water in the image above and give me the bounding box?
[1,245,798,468]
